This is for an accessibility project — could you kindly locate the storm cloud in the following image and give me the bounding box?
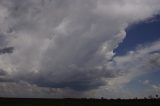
[0,0,160,97]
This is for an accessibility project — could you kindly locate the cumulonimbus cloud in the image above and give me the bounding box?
[0,0,159,97]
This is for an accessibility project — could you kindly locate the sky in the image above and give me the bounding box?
[0,0,159,99]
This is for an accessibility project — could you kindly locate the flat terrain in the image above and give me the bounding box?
[0,98,160,106]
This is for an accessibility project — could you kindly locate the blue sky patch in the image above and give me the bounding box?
[114,15,160,56]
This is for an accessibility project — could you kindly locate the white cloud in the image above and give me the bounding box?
[152,85,160,92]
[105,41,160,87]
[0,0,159,98]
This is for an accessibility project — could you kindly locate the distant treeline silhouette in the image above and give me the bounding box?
[0,95,160,106]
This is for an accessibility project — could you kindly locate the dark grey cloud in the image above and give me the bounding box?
[0,47,14,54]
[0,69,7,76]
[149,50,160,54]
[34,79,105,91]
[0,34,8,48]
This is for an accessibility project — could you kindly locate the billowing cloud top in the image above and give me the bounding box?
[0,0,160,98]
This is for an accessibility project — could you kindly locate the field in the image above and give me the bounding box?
[0,98,160,106]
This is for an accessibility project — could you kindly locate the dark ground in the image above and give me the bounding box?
[0,98,160,106]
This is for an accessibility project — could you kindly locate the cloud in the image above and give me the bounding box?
[0,47,14,54]
[143,80,150,85]
[105,41,160,86]
[152,85,160,92]
[0,0,159,97]
[0,82,63,98]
